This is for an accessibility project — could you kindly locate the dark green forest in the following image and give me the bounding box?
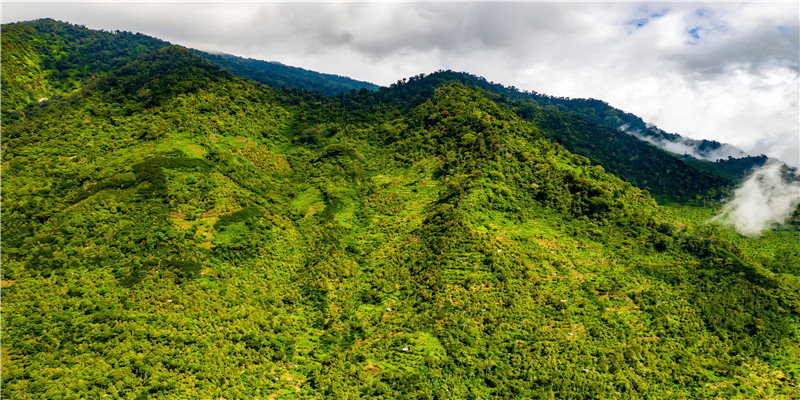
[1,18,376,116]
[2,19,799,399]
[189,49,379,96]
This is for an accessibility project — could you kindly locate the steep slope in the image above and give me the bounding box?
[682,154,770,181]
[2,44,799,400]
[360,72,736,202]
[533,107,732,202]
[2,18,758,201]
[390,71,776,197]
[1,18,170,113]
[2,46,302,398]
[426,69,761,165]
[2,18,376,116]
[191,49,379,95]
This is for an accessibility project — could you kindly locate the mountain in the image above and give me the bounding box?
[2,20,799,400]
[0,18,764,193]
[190,49,379,95]
[1,18,170,114]
[1,19,378,117]
[383,70,768,185]
[360,71,741,202]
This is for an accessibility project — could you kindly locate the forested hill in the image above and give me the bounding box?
[2,18,762,199]
[1,19,377,115]
[352,72,736,202]
[382,70,767,184]
[1,18,169,113]
[2,28,800,399]
[190,49,379,95]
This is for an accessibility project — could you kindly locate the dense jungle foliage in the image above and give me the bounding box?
[384,70,767,191]
[0,18,169,115]
[2,19,799,400]
[0,18,376,116]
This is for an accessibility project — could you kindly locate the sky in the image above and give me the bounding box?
[4,1,799,167]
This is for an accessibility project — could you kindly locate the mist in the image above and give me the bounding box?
[643,136,747,161]
[619,124,750,162]
[708,161,800,236]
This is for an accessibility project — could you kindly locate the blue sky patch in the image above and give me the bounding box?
[625,9,668,33]
[685,7,729,44]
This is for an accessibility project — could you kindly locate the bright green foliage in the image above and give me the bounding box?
[2,20,799,400]
[374,71,767,203]
[1,19,169,114]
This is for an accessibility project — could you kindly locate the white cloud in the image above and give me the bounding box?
[2,2,797,166]
[624,128,749,161]
[708,161,800,236]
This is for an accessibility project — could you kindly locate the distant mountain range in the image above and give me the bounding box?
[189,49,379,96]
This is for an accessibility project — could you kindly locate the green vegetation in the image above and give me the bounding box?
[379,70,768,202]
[683,155,769,182]
[2,19,799,400]
[1,18,377,117]
[191,49,379,96]
[1,18,169,114]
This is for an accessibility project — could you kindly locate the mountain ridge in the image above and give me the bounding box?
[384,70,770,182]
[189,48,379,96]
[3,18,776,187]
[1,18,380,114]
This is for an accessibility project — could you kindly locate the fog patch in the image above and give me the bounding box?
[707,160,800,236]
[646,136,747,161]
[620,124,749,161]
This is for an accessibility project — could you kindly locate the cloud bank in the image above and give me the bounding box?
[2,2,798,166]
[708,161,800,236]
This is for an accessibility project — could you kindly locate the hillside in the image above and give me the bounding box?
[1,19,377,116]
[0,18,170,114]
[2,19,762,202]
[388,70,768,189]
[358,71,738,202]
[2,21,800,400]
